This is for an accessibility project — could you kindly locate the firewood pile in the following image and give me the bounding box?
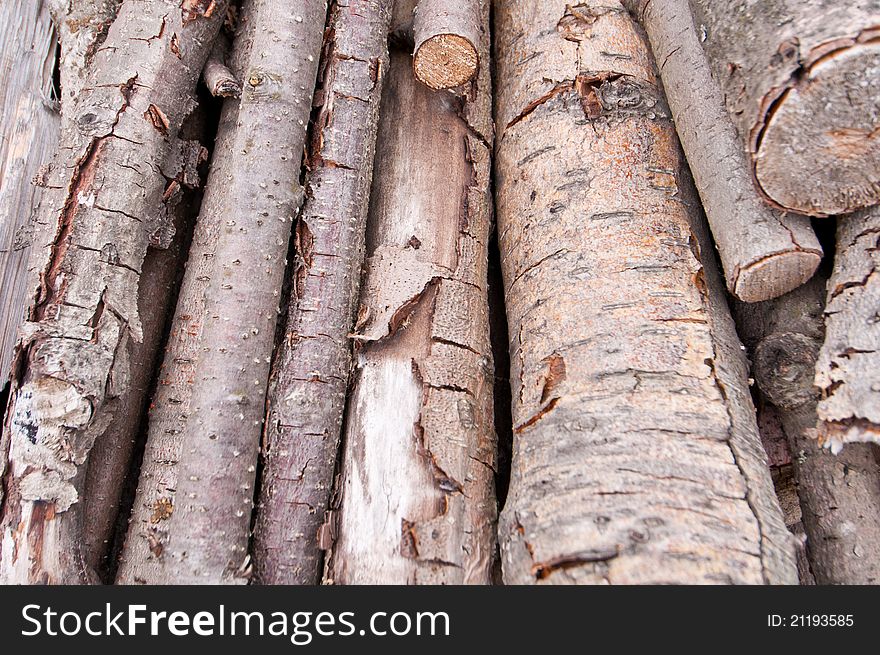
[0,0,877,585]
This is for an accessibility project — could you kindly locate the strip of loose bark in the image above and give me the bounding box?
[735,275,880,583]
[814,208,880,451]
[689,0,880,216]
[0,0,227,585]
[323,0,496,585]
[623,0,821,302]
[494,0,796,585]
[251,0,392,585]
[413,0,481,89]
[203,35,241,98]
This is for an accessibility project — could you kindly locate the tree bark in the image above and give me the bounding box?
[413,0,480,89]
[689,0,880,216]
[623,0,821,303]
[323,0,496,585]
[735,275,880,584]
[0,0,227,585]
[0,1,60,387]
[494,0,796,584]
[252,0,392,585]
[815,208,880,451]
[202,35,241,98]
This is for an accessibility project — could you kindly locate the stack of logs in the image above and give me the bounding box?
[0,0,877,585]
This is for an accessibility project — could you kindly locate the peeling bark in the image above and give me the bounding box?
[815,208,880,451]
[323,0,496,585]
[689,0,880,216]
[0,0,227,585]
[624,0,821,302]
[413,0,481,89]
[494,0,796,585]
[252,0,393,585]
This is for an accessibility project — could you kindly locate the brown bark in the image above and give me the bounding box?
[0,0,227,585]
[735,275,880,584]
[413,0,481,89]
[494,0,796,584]
[689,0,880,216]
[252,0,392,585]
[815,208,880,450]
[323,0,496,585]
[202,35,241,98]
[624,0,821,302]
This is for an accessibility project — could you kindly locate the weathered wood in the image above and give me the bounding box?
[494,0,796,584]
[0,0,227,585]
[413,0,480,89]
[323,0,496,585]
[735,275,880,584]
[203,35,240,98]
[689,0,880,216]
[252,0,393,585]
[624,0,821,302]
[815,208,880,451]
[0,1,60,387]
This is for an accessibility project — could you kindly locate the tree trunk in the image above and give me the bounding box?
[323,0,496,585]
[624,0,821,303]
[494,0,796,584]
[0,1,60,387]
[252,0,392,585]
[0,0,227,585]
[413,0,480,89]
[689,0,880,216]
[815,208,880,450]
[735,275,880,584]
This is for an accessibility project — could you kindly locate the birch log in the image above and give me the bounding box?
[815,209,880,451]
[252,0,392,585]
[323,0,496,585]
[735,276,880,584]
[0,1,60,386]
[624,0,821,302]
[689,0,880,216]
[129,0,327,585]
[0,0,227,585]
[117,7,255,584]
[494,0,796,585]
[413,0,480,89]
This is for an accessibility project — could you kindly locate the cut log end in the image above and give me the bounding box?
[413,34,478,89]
[755,40,880,216]
[733,249,822,303]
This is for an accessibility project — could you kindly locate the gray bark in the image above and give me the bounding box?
[203,35,241,98]
[624,0,821,302]
[494,0,796,584]
[413,0,480,89]
[689,0,880,216]
[252,0,393,585]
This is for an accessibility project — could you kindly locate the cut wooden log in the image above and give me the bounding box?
[494,0,796,584]
[0,0,227,585]
[323,0,496,585]
[623,0,821,302]
[735,275,880,584]
[0,1,60,387]
[815,208,880,451]
[121,0,328,585]
[413,0,481,89]
[203,35,241,98]
[689,0,880,216]
[252,0,393,585]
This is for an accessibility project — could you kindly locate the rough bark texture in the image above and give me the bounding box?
[690,0,880,216]
[116,14,252,584]
[120,0,328,585]
[494,0,796,585]
[252,0,392,585]
[815,208,880,451]
[624,0,821,302]
[202,35,241,98]
[0,1,60,386]
[735,275,880,584]
[323,0,496,585]
[413,0,480,89]
[0,0,227,585]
